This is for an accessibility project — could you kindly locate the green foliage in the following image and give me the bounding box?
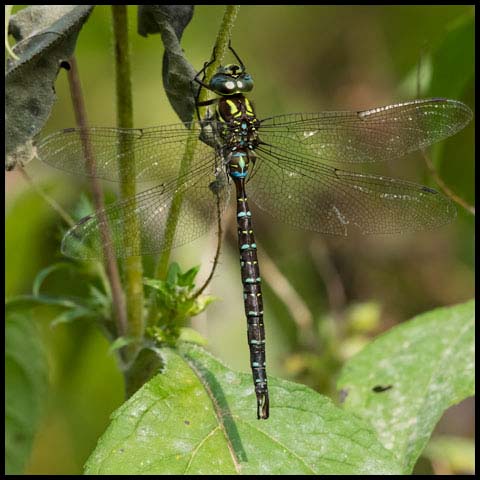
[5,308,48,474]
[145,262,215,346]
[338,300,474,473]
[5,179,69,297]
[85,345,401,475]
[6,4,474,475]
[83,301,474,474]
[427,14,474,100]
[15,261,114,333]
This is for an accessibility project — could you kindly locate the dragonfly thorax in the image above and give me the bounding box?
[217,95,260,154]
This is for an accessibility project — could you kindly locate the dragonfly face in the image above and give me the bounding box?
[209,63,254,95]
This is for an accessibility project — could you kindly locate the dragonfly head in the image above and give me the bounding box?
[210,63,254,96]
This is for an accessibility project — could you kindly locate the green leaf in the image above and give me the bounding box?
[337,300,474,474]
[5,309,48,474]
[8,293,96,327]
[178,327,208,346]
[166,261,181,287]
[32,262,74,296]
[177,265,200,288]
[85,344,401,475]
[50,306,92,326]
[108,336,136,354]
[143,277,166,293]
[8,293,84,310]
[86,284,111,313]
[189,294,216,316]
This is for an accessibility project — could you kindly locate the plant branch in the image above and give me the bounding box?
[256,242,314,335]
[420,150,475,215]
[309,238,347,317]
[414,46,474,216]
[197,5,240,117]
[189,6,241,297]
[192,184,223,298]
[149,6,240,320]
[154,6,240,284]
[112,5,145,355]
[66,54,128,341]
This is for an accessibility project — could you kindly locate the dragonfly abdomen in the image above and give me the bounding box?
[232,173,269,419]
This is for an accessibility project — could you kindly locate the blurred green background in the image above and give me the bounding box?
[6,5,474,475]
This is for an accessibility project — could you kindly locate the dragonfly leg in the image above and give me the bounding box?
[192,47,218,120]
[228,41,246,73]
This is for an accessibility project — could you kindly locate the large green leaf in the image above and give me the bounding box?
[5,308,49,474]
[337,300,474,474]
[85,344,401,474]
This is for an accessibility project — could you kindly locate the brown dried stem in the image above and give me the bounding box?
[67,55,128,341]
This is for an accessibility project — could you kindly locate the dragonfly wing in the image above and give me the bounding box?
[36,121,220,183]
[62,160,230,259]
[249,144,456,236]
[259,99,472,164]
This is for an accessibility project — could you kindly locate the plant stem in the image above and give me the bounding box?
[66,55,128,342]
[420,150,475,215]
[154,5,240,283]
[147,6,240,324]
[111,5,145,355]
[192,187,223,298]
[414,47,475,216]
[197,5,241,117]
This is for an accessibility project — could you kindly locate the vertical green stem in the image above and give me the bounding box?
[145,6,240,325]
[111,6,145,354]
[197,6,241,111]
[153,5,241,283]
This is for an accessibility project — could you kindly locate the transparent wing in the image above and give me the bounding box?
[36,121,220,183]
[62,160,231,259]
[249,144,456,236]
[258,99,472,164]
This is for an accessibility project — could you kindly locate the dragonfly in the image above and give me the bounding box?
[36,45,472,420]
